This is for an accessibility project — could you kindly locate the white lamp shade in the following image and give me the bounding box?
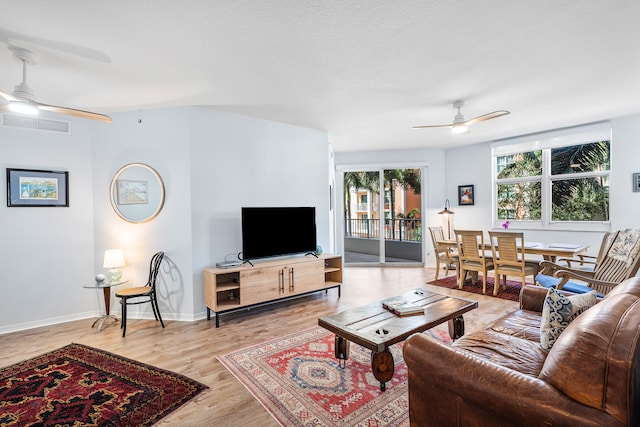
[103,249,125,268]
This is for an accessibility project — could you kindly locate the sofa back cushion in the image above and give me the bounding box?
[539,276,640,424]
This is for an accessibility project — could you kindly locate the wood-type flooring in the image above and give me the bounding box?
[1,266,517,426]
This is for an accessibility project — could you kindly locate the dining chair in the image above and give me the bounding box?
[555,231,615,272]
[537,229,640,296]
[115,251,165,337]
[488,231,539,296]
[454,229,494,294]
[428,226,458,280]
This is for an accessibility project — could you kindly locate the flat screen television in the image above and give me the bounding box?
[241,207,317,261]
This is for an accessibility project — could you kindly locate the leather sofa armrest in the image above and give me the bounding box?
[519,284,548,313]
[403,333,613,427]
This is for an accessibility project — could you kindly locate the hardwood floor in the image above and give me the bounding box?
[0,266,517,426]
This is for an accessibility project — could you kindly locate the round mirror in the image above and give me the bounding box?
[109,163,165,223]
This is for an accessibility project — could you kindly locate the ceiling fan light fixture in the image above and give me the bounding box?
[451,123,468,134]
[8,100,39,116]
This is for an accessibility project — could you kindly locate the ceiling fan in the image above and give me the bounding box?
[413,100,508,134]
[0,46,112,122]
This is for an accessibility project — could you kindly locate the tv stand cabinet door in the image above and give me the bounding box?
[288,259,324,294]
[240,265,285,305]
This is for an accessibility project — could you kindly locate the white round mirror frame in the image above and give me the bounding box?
[109,163,165,223]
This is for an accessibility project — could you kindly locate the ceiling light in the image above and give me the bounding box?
[8,100,39,116]
[451,123,468,134]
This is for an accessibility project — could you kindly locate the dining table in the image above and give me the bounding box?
[439,239,589,262]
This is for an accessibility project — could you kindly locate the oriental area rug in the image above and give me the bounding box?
[0,343,207,426]
[427,274,532,302]
[218,326,451,427]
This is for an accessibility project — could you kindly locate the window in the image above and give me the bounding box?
[492,123,610,230]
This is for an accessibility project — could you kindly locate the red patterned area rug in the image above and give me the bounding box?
[218,326,451,427]
[427,274,532,302]
[0,343,207,426]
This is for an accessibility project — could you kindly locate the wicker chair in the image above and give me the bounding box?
[537,229,640,296]
[115,251,165,337]
[428,226,458,280]
[488,231,539,296]
[454,229,494,294]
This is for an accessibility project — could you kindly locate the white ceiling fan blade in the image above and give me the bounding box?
[0,88,18,103]
[464,110,510,126]
[37,102,112,122]
[412,123,453,129]
[0,28,111,63]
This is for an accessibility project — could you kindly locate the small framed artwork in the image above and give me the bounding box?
[117,180,149,204]
[458,185,474,206]
[7,168,69,207]
[633,173,640,192]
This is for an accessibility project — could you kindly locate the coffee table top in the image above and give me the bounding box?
[318,288,478,352]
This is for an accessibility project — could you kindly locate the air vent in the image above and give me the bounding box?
[2,114,70,133]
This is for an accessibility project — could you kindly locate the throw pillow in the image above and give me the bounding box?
[540,287,597,350]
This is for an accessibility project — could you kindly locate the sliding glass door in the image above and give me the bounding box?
[341,167,423,265]
[343,170,381,264]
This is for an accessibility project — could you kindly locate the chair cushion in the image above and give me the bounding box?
[540,288,597,350]
[561,282,604,298]
[536,274,604,297]
[535,274,560,288]
[485,309,543,342]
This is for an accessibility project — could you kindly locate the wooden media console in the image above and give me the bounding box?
[204,254,342,327]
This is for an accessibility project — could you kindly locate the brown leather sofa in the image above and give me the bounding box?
[403,276,640,427]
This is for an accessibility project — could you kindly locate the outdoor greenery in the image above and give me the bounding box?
[496,141,610,222]
[344,169,421,241]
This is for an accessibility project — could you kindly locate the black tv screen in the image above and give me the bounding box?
[241,207,317,260]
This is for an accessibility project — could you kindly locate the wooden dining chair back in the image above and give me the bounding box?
[428,226,458,280]
[115,251,165,337]
[538,229,640,296]
[488,231,539,296]
[454,229,494,294]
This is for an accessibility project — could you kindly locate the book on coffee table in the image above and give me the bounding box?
[382,299,425,316]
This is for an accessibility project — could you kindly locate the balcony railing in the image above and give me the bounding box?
[344,218,422,242]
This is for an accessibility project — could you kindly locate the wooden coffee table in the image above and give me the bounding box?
[318,288,478,391]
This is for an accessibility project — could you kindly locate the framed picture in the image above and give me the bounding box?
[7,168,69,207]
[458,185,474,206]
[117,180,149,204]
[633,173,640,192]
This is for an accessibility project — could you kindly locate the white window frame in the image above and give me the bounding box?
[491,122,611,232]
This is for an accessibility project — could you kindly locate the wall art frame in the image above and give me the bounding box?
[117,179,149,205]
[458,184,474,206]
[6,168,69,207]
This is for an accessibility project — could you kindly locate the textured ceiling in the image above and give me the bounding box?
[1,1,639,152]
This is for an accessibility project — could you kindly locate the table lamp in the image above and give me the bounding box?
[103,249,125,282]
[437,199,455,239]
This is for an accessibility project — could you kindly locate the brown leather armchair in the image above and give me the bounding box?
[403,277,640,426]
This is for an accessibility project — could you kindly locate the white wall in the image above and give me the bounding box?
[3,109,638,332]
[0,116,96,332]
[0,107,331,332]
[91,108,195,322]
[444,115,640,257]
[189,109,331,317]
[334,114,640,267]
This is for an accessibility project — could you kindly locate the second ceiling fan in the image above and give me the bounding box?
[413,100,509,134]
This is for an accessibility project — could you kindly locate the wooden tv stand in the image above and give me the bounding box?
[204,254,342,327]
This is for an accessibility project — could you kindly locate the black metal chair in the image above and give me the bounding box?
[115,251,165,337]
